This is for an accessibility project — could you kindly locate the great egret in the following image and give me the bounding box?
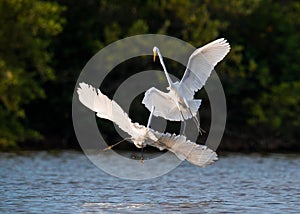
[142,38,230,132]
[77,82,218,168]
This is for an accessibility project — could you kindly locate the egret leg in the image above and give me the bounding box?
[192,114,201,134]
[140,146,144,164]
[179,110,186,135]
[175,101,186,135]
[192,111,206,134]
[138,106,154,163]
[193,115,206,135]
[183,121,186,135]
[183,98,201,134]
[186,107,205,135]
[102,137,131,151]
[147,106,155,128]
[138,106,153,163]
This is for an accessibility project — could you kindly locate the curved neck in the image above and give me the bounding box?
[157,49,173,87]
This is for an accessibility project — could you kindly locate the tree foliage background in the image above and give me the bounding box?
[0,0,299,151]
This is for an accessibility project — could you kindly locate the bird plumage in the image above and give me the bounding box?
[180,38,231,100]
[77,82,218,168]
[142,38,230,122]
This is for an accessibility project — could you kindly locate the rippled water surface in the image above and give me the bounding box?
[1,151,299,213]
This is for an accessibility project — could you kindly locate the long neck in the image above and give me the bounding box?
[157,49,173,87]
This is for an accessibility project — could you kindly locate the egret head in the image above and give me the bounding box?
[153,46,158,62]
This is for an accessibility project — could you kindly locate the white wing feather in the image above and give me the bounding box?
[180,38,230,100]
[77,82,145,139]
[142,87,202,121]
[150,131,218,168]
[77,82,218,168]
[142,87,182,121]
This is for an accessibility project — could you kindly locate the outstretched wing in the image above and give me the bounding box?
[180,38,230,100]
[142,87,182,121]
[77,82,145,139]
[150,130,218,168]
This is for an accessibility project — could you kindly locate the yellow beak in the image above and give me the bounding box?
[153,51,157,62]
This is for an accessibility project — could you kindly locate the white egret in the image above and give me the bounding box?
[142,38,230,132]
[77,82,218,168]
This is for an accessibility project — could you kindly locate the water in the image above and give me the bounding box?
[1,151,299,213]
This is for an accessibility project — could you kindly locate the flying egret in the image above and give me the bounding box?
[77,82,218,168]
[142,38,230,132]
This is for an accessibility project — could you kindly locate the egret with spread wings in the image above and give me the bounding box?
[142,38,230,132]
[77,82,217,168]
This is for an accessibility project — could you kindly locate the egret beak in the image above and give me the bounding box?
[153,50,157,62]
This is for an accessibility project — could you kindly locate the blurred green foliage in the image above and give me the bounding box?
[0,0,65,149]
[0,0,299,150]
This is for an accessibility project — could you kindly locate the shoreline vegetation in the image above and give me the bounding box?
[1,135,299,153]
[1,1,300,152]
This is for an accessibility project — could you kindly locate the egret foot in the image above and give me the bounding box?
[103,145,113,151]
[102,137,130,151]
